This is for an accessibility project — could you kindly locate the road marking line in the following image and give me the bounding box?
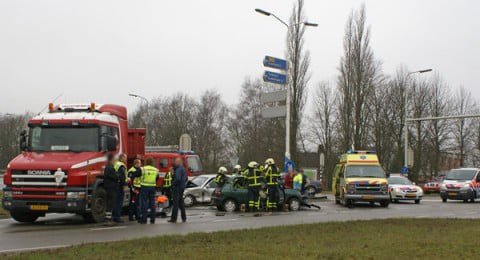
[212,219,237,223]
[415,215,428,218]
[90,226,127,231]
[0,244,69,253]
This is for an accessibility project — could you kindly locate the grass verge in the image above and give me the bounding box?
[0,191,9,218]
[4,218,480,259]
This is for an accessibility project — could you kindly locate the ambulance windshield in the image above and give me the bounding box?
[345,165,386,178]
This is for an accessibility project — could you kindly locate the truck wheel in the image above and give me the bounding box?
[223,199,237,213]
[83,187,106,223]
[380,200,389,208]
[288,197,301,211]
[183,195,196,208]
[11,212,39,223]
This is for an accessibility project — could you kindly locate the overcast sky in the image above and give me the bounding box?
[1,0,479,114]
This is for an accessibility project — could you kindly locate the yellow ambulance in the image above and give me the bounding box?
[332,150,390,208]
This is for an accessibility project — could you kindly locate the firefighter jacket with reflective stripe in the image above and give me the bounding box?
[215,173,227,186]
[114,161,128,184]
[128,166,142,188]
[245,168,262,187]
[163,170,173,188]
[265,165,280,185]
[141,165,159,187]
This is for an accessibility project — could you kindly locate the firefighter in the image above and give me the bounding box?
[139,157,159,224]
[264,158,280,211]
[162,167,174,215]
[103,153,119,226]
[113,153,128,223]
[232,164,242,177]
[215,166,228,188]
[244,161,262,212]
[127,159,142,221]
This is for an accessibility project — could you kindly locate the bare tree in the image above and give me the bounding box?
[452,86,477,166]
[0,113,30,168]
[287,0,311,165]
[337,5,382,150]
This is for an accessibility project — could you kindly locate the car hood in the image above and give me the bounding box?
[8,151,106,171]
[346,178,387,185]
[442,180,471,188]
[389,184,421,192]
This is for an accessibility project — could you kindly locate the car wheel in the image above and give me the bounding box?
[11,211,40,223]
[83,187,106,223]
[415,199,420,204]
[288,197,301,211]
[183,195,196,208]
[306,186,316,197]
[222,199,237,213]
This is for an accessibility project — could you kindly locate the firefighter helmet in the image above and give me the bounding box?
[234,164,241,170]
[248,161,258,168]
[218,166,227,174]
[265,158,275,165]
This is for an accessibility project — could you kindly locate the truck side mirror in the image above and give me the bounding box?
[103,135,117,152]
[19,130,28,151]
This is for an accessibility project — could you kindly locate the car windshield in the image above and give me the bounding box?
[187,156,203,172]
[29,126,99,152]
[446,169,477,181]
[388,177,412,185]
[191,176,209,187]
[345,165,385,178]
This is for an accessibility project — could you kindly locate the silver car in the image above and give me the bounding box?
[183,174,219,207]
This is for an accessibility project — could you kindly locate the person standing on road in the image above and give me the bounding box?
[103,153,119,226]
[264,158,280,211]
[169,157,187,223]
[139,157,159,224]
[127,159,142,221]
[293,171,303,192]
[161,167,174,216]
[113,153,128,223]
[245,161,262,212]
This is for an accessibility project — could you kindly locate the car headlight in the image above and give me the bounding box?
[67,192,86,199]
[3,191,13,198]
[462,184,471,190]
[394,187,402,193]
[441,183,447,190]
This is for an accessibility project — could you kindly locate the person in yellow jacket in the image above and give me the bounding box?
[127,159,142,221]
[264,158,280,211]
[113,153,127,223]
[244,161,262,212]
[139,157,159,224]
[293,171,303,192]
[162,167,174,215]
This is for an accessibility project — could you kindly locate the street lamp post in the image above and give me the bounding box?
[128,93,149,128]
[255,8,317,161]
[404,69,433,169]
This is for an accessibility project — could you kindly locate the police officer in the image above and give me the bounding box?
[139,157,159,224]
[103,153,119,226]
[215,166,228,188]
[113,154,127,223]
[127,159,142,221]
[244,161,262,212]
[264,158,280,211]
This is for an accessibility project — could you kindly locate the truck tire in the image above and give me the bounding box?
[11,211,40,223]
[83,187,106,223]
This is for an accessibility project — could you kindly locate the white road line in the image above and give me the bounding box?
[90,226,127,231]
[415,215,428,218]
[0,244,69,254]
[212,218,238,223]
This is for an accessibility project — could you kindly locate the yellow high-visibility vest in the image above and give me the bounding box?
[163,171,173,188]
[128,167,142,188]
[114,161,128,182]
[141,165,158,187]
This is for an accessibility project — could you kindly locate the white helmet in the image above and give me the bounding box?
[234,164,242,170]
[248,161,258,168]
[265,158,275,165]
[218,166,227,174]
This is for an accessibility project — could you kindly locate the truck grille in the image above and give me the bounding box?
[354,184,381,194]
[11,170,68,187]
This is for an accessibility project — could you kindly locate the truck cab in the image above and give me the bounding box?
[332,150,389,208]
[2,103,145,223]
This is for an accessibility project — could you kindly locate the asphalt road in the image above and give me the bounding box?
[0,195,479,253]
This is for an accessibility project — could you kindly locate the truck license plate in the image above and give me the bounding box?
[30,205,48,211]
[362,195,374,200]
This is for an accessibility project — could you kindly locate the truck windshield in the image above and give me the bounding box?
[30,126,100,152]
[446,169,477,181]
[345,165,385,178]
[187,156,203,172]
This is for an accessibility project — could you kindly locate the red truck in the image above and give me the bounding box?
[2,103,203,223]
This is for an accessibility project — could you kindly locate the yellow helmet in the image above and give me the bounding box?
[265,158,275,165]
[248,161,258,168]
[218,166,227,174]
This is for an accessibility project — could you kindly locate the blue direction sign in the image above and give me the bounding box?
[263,56,288,71]
[263,71,287,85]
[401,166,409,175]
